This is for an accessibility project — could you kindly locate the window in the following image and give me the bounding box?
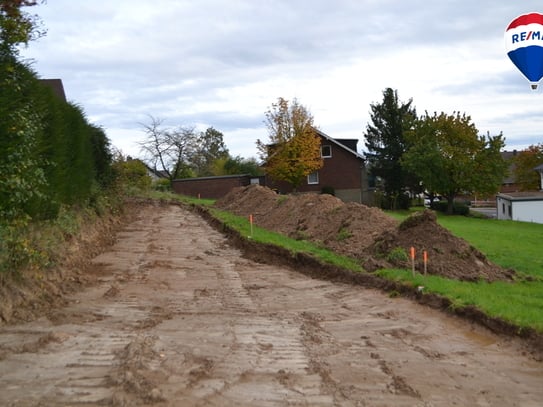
[321,145,332,158]
[307,171,319,185]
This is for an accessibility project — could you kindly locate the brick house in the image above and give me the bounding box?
[172,130,371,204]
[264,130,371,204]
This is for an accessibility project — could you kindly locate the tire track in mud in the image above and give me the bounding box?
[0,204,541,406]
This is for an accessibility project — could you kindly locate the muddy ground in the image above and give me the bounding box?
[0,203,541,406]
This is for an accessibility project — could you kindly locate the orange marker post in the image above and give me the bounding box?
[249,214,254,238]
[423,250,428,275]
[410,246,416,277]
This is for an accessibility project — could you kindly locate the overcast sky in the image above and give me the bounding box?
[21,1,543,159]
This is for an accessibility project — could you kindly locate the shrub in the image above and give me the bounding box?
[375,191,411,210]
[430,200,470,216]
[153,178,171,191]
[386,247,409,263]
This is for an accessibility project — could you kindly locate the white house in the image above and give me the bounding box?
[496,163,543,223]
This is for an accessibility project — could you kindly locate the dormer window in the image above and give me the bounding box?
[321,145,332,158]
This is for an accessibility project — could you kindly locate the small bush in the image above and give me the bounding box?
[375,191,410,210]
[430,200,470,216]
[153,178,171,191]
[386,247,409,263]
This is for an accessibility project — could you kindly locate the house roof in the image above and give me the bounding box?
[497,191,543,201]
[39,79,67,102]
[315,129,365,160]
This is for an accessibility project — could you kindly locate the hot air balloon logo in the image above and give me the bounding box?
[505,12,543,90]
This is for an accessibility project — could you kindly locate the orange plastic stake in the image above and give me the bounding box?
[249,214,254,238]
[410,246,416,276]
[423,250,428,275]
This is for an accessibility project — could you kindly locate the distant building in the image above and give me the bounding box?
[39,79,67,102]
[172,129,373,204]
[264,130,371,205]
[496,163,543,223]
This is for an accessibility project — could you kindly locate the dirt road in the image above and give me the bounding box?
[0,204,541,406]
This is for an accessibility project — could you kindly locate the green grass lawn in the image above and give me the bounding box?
[172,193,543,333]
[437,216,543,278]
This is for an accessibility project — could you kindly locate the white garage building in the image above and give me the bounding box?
[496,192,543,223]
[496,163,543,224]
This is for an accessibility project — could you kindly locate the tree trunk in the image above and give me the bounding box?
[446,196,454,215]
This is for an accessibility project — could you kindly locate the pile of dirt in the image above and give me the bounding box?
[216,185,397,259]
[215,185,514,282]
[365,210,515,282]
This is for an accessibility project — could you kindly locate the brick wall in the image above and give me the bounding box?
[172,175,254,199]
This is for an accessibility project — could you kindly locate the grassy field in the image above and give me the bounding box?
[171,193,543,333]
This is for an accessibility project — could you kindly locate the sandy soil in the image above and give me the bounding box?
[0,204,541,406]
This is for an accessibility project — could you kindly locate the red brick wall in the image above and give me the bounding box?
[172,176,252,199]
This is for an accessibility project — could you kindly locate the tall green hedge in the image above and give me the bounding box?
[0,58,114,221]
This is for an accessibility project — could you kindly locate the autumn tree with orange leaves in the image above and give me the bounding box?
[513,144,543,191]
[257,97,322,190]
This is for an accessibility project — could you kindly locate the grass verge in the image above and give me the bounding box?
[208,208,362,272]
[376,269,543,332]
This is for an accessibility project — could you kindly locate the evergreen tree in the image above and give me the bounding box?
[364,88,417,209]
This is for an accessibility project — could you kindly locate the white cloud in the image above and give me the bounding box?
[21,0,543,159]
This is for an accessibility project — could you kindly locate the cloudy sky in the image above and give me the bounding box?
[21,1,543,159]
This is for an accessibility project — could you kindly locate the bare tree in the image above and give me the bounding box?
[138,116,197,181]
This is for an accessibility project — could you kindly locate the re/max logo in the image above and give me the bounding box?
[512,31,542,43]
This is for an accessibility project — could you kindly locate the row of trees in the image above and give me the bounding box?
[1,0,114,222]
[364,88,508,213]
[138,116,262,181]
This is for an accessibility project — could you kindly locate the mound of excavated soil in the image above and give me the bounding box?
[215,185,397,259]
[215,185,514,282]
[365,210,515,282]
